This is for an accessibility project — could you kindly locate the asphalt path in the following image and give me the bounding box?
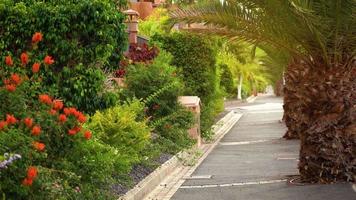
[171,95,355,200]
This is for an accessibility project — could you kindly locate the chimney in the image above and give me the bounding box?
[123,9,140,44]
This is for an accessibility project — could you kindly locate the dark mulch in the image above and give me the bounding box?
[112,153,173,196]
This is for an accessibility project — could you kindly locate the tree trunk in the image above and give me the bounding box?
[297,59,356,183]
[282,60,305,139]
[237,74,243,100]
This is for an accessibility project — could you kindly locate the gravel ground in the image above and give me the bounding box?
[113,153,173,195]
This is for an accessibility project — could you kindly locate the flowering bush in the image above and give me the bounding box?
[0,33,99,199]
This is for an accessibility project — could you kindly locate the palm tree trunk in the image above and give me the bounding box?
[298,60,356,183]
[282,60,304,139]
[237,74,243,100]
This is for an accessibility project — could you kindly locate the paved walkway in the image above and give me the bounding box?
[171,95,355,200]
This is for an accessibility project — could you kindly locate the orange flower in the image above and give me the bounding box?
[39,94,52,105]
[22,178,33,186]
[52,100,63,110]
[5,56,13,66]
[31,125,41,136]
[63,107,77,116]
[49,109,57,115]
[5,84,16,92]
[58,114,67,123]
[27,166,38,179]
[11,74,21,85]
[33,141,45,151]
[32,63,40,73]
[32,32,43,43]
[20,53,29,65]
[23,118,33,128]
[44,56,54,65]
[6,114,17,125]
[77,113,86,123]
[0,121,7,130]
[84,131,92,140]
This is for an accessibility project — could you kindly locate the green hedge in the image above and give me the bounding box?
[153,33,223,137]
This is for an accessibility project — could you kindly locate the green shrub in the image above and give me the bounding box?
[0,36,108,199]
[0,0,127,70]
[124,50,183,119]
[151,106,195,154]
[87,100,151,171]
[153,33,223,137]
[219,63,235,97]
[57,64,119,115]
[0,0,127,114]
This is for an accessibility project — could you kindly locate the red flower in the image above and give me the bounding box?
[0,121,7,130]
[23,118,33,128]
[21,53,29,65]
[31,125,41,136]
[84,131,92,140]
[32,63,40,73]
[11,74,21,85]
[6,114,17,125]
[68,129,77,135]
[73,126,81,132]
[5,84,16,92]
[44,56,54,65]
[49,109,57,115]
[52,100,63,110]
[32,32,43,43]
[27,166,38,179]
[3,79,10,85]
[22,178,33,186]
[58,114,67,123]
[39,94,52,105]
[33,142,45,151]
[5,56,13,66]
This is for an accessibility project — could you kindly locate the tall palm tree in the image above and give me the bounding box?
[169,0,356,183]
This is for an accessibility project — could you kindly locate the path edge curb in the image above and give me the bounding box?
[118,111,242,200]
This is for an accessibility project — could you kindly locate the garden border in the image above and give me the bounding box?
[119,110,243,200]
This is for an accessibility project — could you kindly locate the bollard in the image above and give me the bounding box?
[178,96,201,147]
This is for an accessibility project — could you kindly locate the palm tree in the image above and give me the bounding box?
[169,0,356,183]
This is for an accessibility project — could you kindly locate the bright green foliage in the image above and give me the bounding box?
[87,100,151,170]
[58,65,119,115]
[0,0,127,70]
[139,8,170,38]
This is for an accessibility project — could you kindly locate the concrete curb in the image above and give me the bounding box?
[119,110,243,200]
[246,95,258,103]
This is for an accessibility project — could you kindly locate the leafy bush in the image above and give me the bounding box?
[0,0,127,70]
[124,50,183,119]
[0,34,105,199]
[0,0,127,114]
[151,107,195,154]
[58,64,119,115]
[153,33,223,137]
[87,100,151,172]
[138,8,169,38]
[219,63,235,97]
